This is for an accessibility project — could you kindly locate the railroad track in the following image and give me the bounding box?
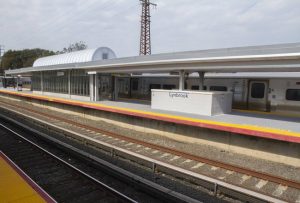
[0,98,299,202]
[0,122,138,203]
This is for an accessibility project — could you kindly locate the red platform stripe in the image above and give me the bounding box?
[1,90,300,144]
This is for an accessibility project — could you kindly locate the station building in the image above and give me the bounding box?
[30,47,116,101]
[2,43,300,166]
[4,43,300,116]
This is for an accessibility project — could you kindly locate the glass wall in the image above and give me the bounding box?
[32,72,41,91]
[32,70,90,97]
[70,70,90,96]
[43,70,68,94]
[98,74,112,100]
[117,77,130,98]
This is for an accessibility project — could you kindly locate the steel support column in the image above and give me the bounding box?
[94,74,99,101]
[179,70,185,91]
[89,74,95,101]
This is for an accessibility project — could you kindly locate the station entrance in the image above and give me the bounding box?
[97,74,132,102]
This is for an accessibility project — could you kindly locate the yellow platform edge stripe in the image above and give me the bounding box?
[0,151,52,203]
[1,89,300,139]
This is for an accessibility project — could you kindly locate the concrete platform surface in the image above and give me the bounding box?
[0,88,300,143]
[100,100,300,133]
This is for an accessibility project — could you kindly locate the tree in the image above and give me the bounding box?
[0,42,88,72]
[0,48,55,71]
[60,41,88,54]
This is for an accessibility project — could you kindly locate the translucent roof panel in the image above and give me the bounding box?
[33,47,116,67]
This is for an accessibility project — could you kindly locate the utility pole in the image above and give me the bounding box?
[139,0,156,55]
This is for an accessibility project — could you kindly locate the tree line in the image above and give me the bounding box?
[0,41,87,74]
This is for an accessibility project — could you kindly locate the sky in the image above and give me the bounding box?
[1,0,300,57]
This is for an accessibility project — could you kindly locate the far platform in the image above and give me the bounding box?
[0,151,55,203]
[0,88,300,144]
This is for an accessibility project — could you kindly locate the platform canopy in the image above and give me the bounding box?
[5,42,300,76]
[33,47,116,67]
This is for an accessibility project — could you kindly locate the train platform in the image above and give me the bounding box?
[0,151,55,203]
[0,88,300,144]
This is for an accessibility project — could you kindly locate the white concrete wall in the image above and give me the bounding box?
[212,93,233,115]
[151,89,232,116]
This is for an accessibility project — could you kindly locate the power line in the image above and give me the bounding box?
[139,0,156,55]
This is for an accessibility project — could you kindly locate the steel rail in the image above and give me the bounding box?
[1,99,300,191]
[0,122,137,203]
[0,113,204,203]
[0,105,288,203]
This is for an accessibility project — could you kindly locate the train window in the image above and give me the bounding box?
[163,84,176,90]
[132,79,139,91]
[286,89,300,101]
[149,84,161,90]
[210,86,227,91]
[191,85,207,90]
[191,85,199,90]
[251,83,265,98]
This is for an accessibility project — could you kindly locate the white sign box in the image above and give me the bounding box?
[151,89,232,116]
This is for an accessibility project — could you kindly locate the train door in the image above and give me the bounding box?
[248,80,269,111]
[98,74,112,100]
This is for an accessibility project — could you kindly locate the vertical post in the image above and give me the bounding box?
[89,74,94,101]
[179,70,185,91]
[198,71,205,90]
[94,74,99,101]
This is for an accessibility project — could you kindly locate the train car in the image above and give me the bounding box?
[0,76,16,88]
[116,72,300,114]
[0,76,31,90]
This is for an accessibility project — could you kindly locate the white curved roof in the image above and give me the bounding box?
[33,47,116,67]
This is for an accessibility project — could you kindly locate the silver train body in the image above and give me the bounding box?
[1,73,299,114]
[116,73,300,114]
